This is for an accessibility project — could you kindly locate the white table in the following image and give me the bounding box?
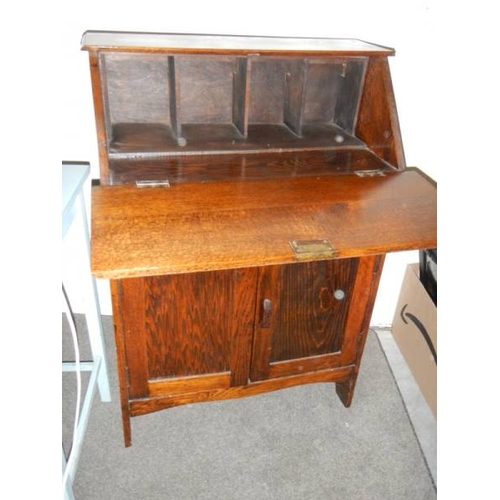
[62,162,111,499]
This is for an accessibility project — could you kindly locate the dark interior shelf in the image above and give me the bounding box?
[109,122,366,157]
[87,35,405,183]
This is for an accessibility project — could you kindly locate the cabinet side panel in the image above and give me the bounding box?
[355,57,405,170]
[109,280,132,446]
[115,278,150,399]
[88,52,110,182]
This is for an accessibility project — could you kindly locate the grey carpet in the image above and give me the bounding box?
[63,315,436,499]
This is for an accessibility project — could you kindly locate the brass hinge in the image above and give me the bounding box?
[354,169,385,178]
[135,179,171,188]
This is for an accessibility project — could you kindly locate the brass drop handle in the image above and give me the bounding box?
[261,299,272,328]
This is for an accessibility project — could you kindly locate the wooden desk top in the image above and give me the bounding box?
[91,168,436,279]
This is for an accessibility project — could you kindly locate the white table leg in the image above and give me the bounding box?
[75,190,111,402]
[62,447,75,500]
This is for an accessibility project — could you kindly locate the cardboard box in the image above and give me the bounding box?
[392,263,437,416]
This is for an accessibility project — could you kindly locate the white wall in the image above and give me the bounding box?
[61,0,440,325]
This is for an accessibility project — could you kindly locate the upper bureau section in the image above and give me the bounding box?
[82,31,405,185]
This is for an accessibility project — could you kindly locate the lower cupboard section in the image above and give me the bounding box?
[111,254,385,446]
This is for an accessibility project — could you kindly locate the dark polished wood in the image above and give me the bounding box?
[84,31,437,446]
[82,35,402,185]
[356,57,405,169]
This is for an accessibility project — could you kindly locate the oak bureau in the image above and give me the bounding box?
[82,31,437,446]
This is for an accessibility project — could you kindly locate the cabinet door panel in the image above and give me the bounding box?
[116,268,258,399]
[144,272,229,379]
[250,259,359,381]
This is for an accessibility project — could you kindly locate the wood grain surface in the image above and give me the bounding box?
[92,167,436,279]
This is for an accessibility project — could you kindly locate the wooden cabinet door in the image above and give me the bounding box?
[250,259,362,381]
[112,268,259,401]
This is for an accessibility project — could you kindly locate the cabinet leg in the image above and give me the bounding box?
[335,375,358,407]
[121,406,132,447]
